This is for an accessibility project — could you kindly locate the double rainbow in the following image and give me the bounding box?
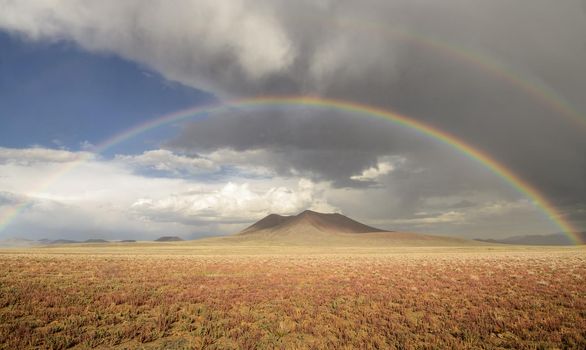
[0,96,581,243]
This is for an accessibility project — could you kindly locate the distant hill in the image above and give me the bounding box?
[83,239,109,243]
[476,232,586,245]
[49,239,79,245]
[43,239,108,245]
[2,238,115,246]
[207,210,480,246]
[155,236,184,242]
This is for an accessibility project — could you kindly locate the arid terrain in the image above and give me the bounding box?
[1,243,585,349]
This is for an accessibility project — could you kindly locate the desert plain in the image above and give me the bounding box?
[1,241,585,349]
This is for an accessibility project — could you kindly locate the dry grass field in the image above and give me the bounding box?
[0,244,585,349]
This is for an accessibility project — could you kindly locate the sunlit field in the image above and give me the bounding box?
[1,245,584,349]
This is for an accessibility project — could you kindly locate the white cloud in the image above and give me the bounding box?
[0,147,561,239]
[130,178,337,225]
[79,140,95,151]
[116,149,219,176]
[3,193,189,240]
[206,148,276,176]
[0,146,93,165]
[351,160,396,182]
[226,4,294,79]
[0,147,338,239]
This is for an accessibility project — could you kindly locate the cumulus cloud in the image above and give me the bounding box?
[351,158,401,182]
[0,146,568,239]
[206,149,276,177]
[0,147,341,239]
[130,179,337,225]
[0,146,93,165]
[115,149,218,176]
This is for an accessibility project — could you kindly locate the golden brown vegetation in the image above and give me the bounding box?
[0,247,585,349]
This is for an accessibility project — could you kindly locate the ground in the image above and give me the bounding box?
[0,244,585,349]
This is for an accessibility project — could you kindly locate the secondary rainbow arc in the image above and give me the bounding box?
[332,18,586,129]
[0,96,580,244]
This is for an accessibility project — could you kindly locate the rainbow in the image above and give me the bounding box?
[332,19,586,129]
[0,96,581,243]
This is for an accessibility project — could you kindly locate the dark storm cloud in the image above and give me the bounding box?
[167,105,515,193]
[1,0,585,229]
[168,108,419,187]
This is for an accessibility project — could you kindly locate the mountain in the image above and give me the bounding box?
[476,232,586,245]
[223,210,478,246]
[239,210,385,235]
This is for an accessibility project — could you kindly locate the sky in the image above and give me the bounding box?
[0,0,585,241]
